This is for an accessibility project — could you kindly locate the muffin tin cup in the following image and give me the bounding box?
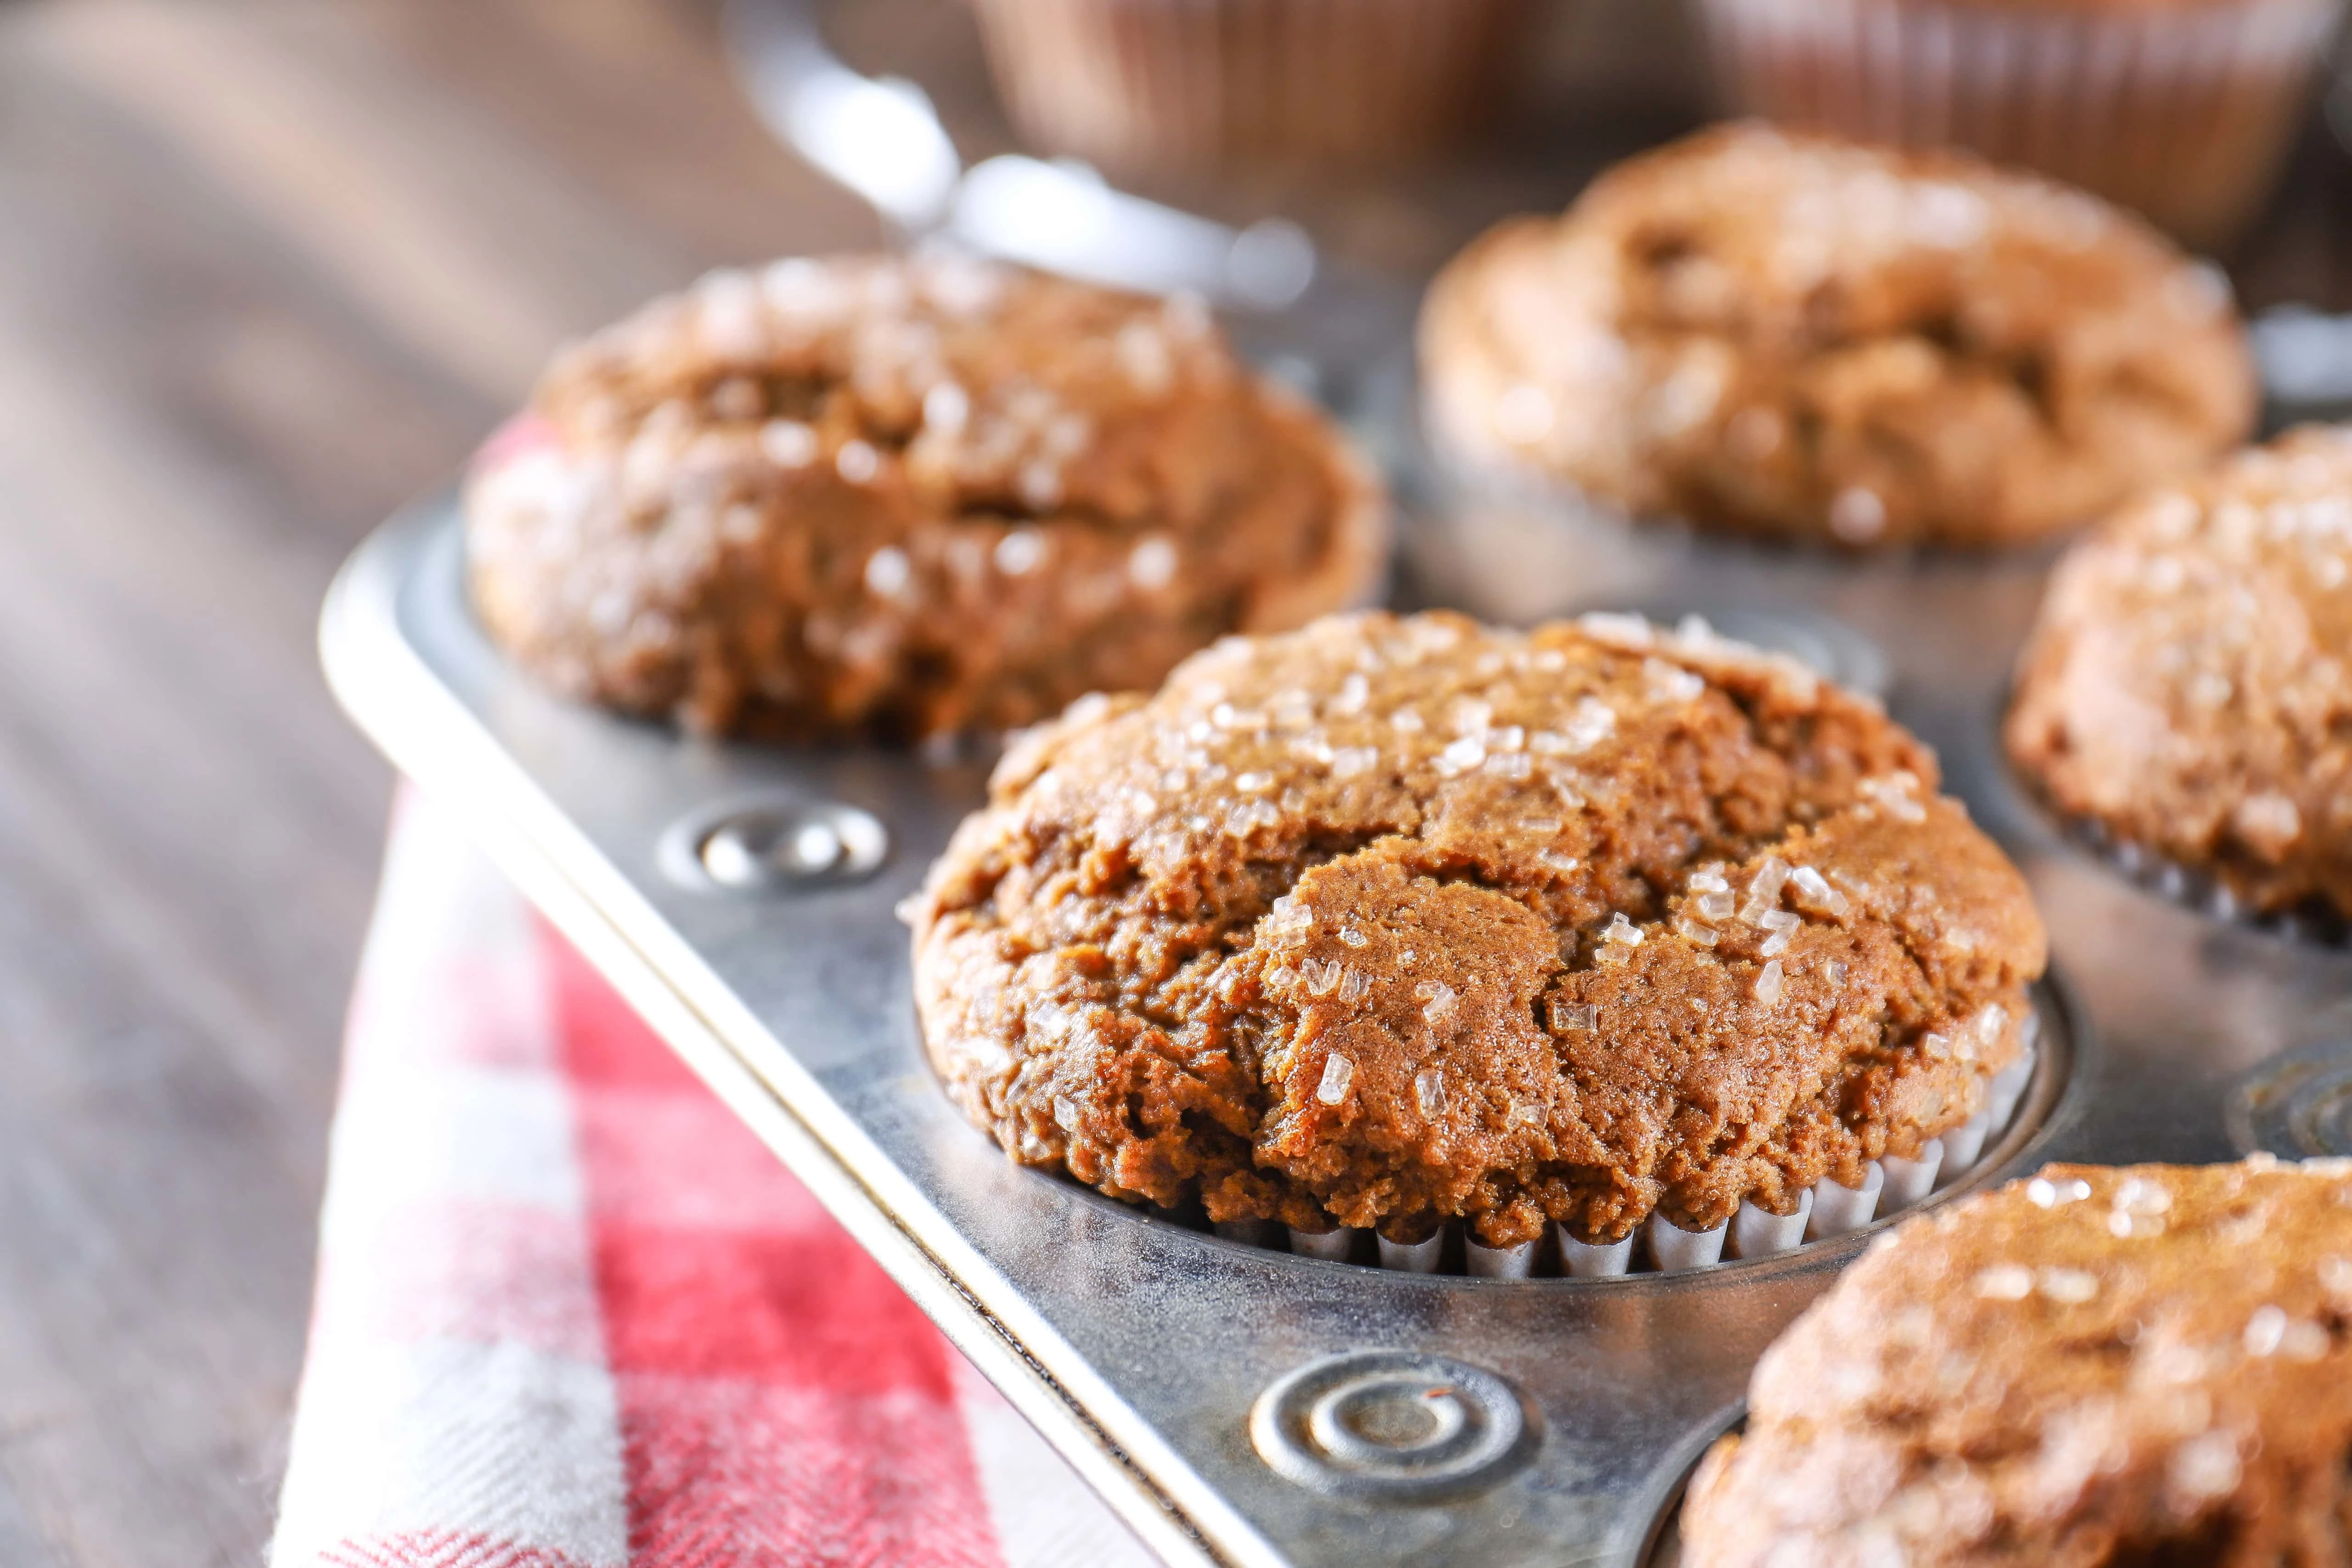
[1694,0,2350,249]
[968,0,1527,180]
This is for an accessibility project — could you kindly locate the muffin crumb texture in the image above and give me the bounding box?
[1682,1157,2352,1568]
[2010,424,2352,921]
[466,254,1383,740]
[1420,123,2255,548]
[910,611,2045,1247]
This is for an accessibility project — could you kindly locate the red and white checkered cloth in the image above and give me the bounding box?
[271,789,1153,1568]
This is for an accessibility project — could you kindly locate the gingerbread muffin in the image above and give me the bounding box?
[1681,1157,2352,1568]
[1418,124,2256,549]
[2009,426,2352,922]
[466,255,1385,740]
[908,611,2046,1249]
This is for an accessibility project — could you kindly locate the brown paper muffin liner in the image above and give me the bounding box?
[1695,0,2348,248]
[969,0,1526,179]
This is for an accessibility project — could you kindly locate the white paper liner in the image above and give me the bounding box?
[2066,815,2351,946]
[1935,1111,1992,1190]
[1214,1219,1283,1248]
[1728,1189,1815,1259]
[1693,0,2348,247]
[1465,1236,1538,1278]
[1557,1228,1637,1278]
[1985,1044,2038,1133]
[1377,1228,1448,1273]
[1647,1213,1729,1272]
[1879,1139,1944,1211]
[1805,1162,1885,1240]
[1288,1225,1362,1262]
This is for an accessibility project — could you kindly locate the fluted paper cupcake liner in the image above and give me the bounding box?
[2054,807,2352,945]
[970,0,1526,179]
[1696,0,2349,248]
[1728,1190,1816,1259]
[1196,1038,2040,1276]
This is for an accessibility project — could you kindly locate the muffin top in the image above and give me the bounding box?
[1418,124,2255,548]
[2008,425,2352,918]
[910,611,2045,1247]
[467,253,1383,739]
[1682,1157,2352,1568]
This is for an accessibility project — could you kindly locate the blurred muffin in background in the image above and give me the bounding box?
[1419,125,2257,550]
[1694,0,2348,250]
[2008,424,2352,922]
[968,0,1526,179]
[466,255,1386,742]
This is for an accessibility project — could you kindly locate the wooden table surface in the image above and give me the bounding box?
[0,3,2345,1565]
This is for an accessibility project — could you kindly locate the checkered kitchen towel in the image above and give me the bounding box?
[270,788,1152,1567]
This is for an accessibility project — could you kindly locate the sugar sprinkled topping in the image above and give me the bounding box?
[760,419,819,468]
[863,546,911,597]
[1753,959,1785,1006]
[1299,957,1345,995]
[1830,487,1888,544]
[1857,770,1929,823]
[1740,857,1791,922]
[2171,1432,2243,1501]
[1641,658,1703,707]
[2037,1267,2100,1304]
[1414,1068,1446,1118]
[1127,536,1177,590]
[2027,1176,2093,1208]
[1435,736,1487,777]
[988,529,1045,576]
[1787,865,1850,917]
[923,380,970,435]
[1549,998,1597,1031]
[1593,912,1645,967]
[1975,1265,2034,1300]
[1316,1053,1354,1106]
[1416,979,1460,1024]
[1756,910,1801,956]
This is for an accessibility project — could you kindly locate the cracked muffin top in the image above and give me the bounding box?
[1418,124,2254,549]
[2008,425,2352,921]
[1681,1157,2352,1568]
[466,253,1385,741]
[908,610,2046,1248]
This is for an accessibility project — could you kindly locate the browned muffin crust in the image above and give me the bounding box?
[1682,1157,2352,1568]
[466,255,1385,740]
[1418,124,2255,549]
[909,611,2046,1247]
[2009,425,2352,921]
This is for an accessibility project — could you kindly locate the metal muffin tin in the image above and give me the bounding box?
[322,349,2352,1563]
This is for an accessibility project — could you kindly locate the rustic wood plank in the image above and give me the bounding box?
[0,2,867,1563]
